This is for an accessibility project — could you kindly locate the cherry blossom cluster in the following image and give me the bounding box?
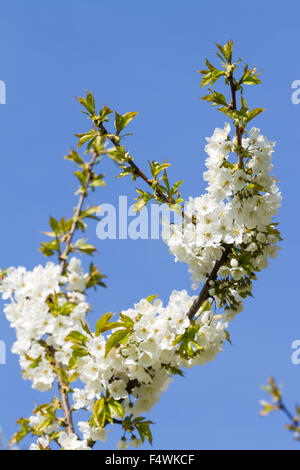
[0,258,90,391]
[162,124,282,320]
[71,289,228,449]
[0,258,228,449]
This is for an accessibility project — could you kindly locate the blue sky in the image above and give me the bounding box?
[0,0,299,450]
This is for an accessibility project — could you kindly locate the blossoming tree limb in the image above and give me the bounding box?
[0,40,282,450]
[260,378,300,441]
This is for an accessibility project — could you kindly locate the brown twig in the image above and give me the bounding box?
[59,150,98,274]
[54,357,76,435]
[228,75,243,168]
[98,122,175,205]
[187,244,231,320]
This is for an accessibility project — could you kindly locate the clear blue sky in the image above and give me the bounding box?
[0,0,299,450]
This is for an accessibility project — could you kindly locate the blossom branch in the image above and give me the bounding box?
[59,150,98,274]
[54,357,76,435]
[260,377,300,439]
[187,244,231,320]
[54,150,100,436]
[228,75,243,168]
[98,122,176,205]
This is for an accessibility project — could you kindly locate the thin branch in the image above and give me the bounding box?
[59,150,98,274]
[98,122,176,205]
[228,75,243,168]
[279,400,297,425]
[187,244,231,320]
[54,357,76,435]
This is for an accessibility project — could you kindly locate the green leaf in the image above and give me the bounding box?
[242,75,261,85]
[71,345,89,357]
[49,217,60,235]
[80,321,93,338]
[108,398,125,419]
[117,167,134,179]
[65,330,88,346]
[146,294,158,303]
[81,206,101,220]
[99,104,113,122]
[77,93,95,115]
[120,313,134,329]
[59,302,76,316]
[85,263,106,290]
[95,312,113,336]
[200,69,225,87]
[86,91,95,114]
[105,329,130,357]
[223,40,233,63]
[134,419,153,445]
[134,198,148,213]
[134,190,152,213]
[149,161,172,178]
[93,397,106,428]
[217,106,239,120]
[64,149,84,164]
[75,130,96,149]
[165,365,184,377]
[244,107,265,124]
[202,90,228,107]
[224,329,232,345]
[171,180,183,194]
[115,111,138,135]
[75,240,96,255]
[200,300,211,313]
[106,146,127,163]
[40,239,60,257]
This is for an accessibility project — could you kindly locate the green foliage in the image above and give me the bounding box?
[115,111,138,135]
[65,330,89,362]
[199,40,265,140]
[122,416,153,445]
[133,161,183,213]
[90,394,125,429]
[133,417,153,445]
[94,311,135,357]
[260,378,300,440]
[146,294,158,303]
[173,322,204,360]
[10,417,31,445]
[9,397,62,447]
[105,328,131,357]
[95,312,122,336]
[85,263,106,290]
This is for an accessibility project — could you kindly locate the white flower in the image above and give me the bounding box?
[117,439,128,450]
[58,432,90,450]
[29,436,50,450]
[78,421,107,442]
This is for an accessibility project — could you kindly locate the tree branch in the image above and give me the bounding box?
[56,150,99,435]
[54,357,76,435]
[98,122,176,205]
[228,75,243,168]
[187,244,231,320]
[279,399,298,425]
[59,150,98,274]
